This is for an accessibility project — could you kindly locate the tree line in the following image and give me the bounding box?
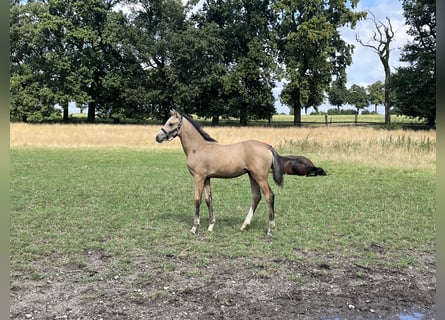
[327,80,384,115]
[10,0,435,126]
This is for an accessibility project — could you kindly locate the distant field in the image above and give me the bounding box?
[10,122,436,170]
[68,113,426,127]
[268,114,425,126]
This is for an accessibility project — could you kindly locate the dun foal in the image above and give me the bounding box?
[155,110,283,236]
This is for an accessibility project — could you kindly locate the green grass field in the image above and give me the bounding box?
[10,147,436,278]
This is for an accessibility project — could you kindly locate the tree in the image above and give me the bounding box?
[347,84,368,114]
[69,0,141,123]
[273,0,365,126]
[367,81,384,113]
[10,1,79,122]
[193,0,277,125]
[169,20,228,124]
[85,7,152,123]
[225,38,276,125]
[10,0,141,123]
[328,78,349,111]
[391,0,435,125]
[129,0,188,121]
[356,11,394,125]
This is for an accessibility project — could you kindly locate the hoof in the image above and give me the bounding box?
[267,221,275,236]
[208,224,214,232]
[190,226,198,234]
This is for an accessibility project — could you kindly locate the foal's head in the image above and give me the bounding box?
[155,109,183,143]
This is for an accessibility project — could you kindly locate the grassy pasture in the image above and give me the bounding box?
[10,123,436,275]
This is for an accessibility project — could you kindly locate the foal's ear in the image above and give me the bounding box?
[170,109,179,117]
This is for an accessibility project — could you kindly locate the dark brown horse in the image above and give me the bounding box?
[155,109,283,236]
[277,155,327,176]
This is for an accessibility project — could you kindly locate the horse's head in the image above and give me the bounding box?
[155,109,184,143]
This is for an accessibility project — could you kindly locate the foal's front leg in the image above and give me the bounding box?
[191,176,205,234]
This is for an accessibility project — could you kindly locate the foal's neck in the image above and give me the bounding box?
[178,119,208,156]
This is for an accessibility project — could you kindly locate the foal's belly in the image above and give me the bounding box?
[209,167,248,179]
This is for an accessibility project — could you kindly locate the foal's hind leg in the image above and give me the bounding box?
[240,174,262,231]
[256,178,275,236]
[204,178,215,231]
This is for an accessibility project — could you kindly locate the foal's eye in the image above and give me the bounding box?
[169,123,174,127]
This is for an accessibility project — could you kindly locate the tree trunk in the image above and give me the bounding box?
[87,101,96,123]
[384,100,391,125]
[293,100,302,127]
[240,103,248,126]
[383,68,391,125]
[63,103,69,123]
[212,116,219,125]
[381,59,391,126]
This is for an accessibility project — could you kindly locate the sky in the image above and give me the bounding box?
[274,0,413,114]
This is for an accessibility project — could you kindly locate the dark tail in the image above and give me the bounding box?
[270,148,284,187]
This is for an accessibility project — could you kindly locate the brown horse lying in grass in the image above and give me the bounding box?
[277,155,327,176]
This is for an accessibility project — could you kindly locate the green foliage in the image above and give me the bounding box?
[170,21,228,122]
[326,108,357,115]
[367,81,384,107]
[400,0,436,64]
[327,80,384,115]
[10,0,142,123]
[130,0,188,121]
[391,66,435,125]
[273,0,366,124]
[17,0,434,126]
[328,79,348,109]
[347,84,369,112]
[390,0,436,125]
[9,1,63,121]
[194,0,277,125]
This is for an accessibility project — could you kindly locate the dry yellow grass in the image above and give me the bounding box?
[10,122,436,170]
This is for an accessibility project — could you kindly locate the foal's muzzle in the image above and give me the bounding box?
[155,131,166,143]
[155,128,177,143]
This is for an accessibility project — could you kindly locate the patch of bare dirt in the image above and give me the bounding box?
[10,250,436,320]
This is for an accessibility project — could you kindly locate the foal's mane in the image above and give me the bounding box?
[182,113,217,142]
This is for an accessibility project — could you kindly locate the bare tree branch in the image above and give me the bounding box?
[355,10,395,125]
